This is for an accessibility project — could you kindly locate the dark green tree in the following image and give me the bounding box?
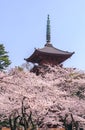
[0,44,11,70]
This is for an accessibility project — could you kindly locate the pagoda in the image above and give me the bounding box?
[25,15,74,66]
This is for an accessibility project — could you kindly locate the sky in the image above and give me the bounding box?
[0,0,85,70]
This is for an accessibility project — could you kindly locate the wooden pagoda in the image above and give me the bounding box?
[25,15,74,66]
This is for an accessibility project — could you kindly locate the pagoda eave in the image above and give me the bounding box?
[25,49,74,65]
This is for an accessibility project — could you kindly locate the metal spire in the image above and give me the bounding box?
[46,14,51,43]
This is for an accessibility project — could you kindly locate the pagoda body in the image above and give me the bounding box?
[25,15,74,66]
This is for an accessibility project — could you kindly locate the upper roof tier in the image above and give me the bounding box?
[37,42,74,55]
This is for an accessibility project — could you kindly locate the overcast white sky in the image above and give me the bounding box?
[0,0,85,70]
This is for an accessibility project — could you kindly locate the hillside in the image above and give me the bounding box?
[0,65,85,129]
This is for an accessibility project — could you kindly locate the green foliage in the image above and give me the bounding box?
[0,119,9,127]
[0,44,11,70]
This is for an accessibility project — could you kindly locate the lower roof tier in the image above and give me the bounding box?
[25,46,74,65]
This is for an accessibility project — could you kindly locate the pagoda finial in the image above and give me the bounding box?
[46,14,51,43]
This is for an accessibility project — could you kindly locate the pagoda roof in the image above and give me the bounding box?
[37,43,74,55]
[25,43,74,63]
